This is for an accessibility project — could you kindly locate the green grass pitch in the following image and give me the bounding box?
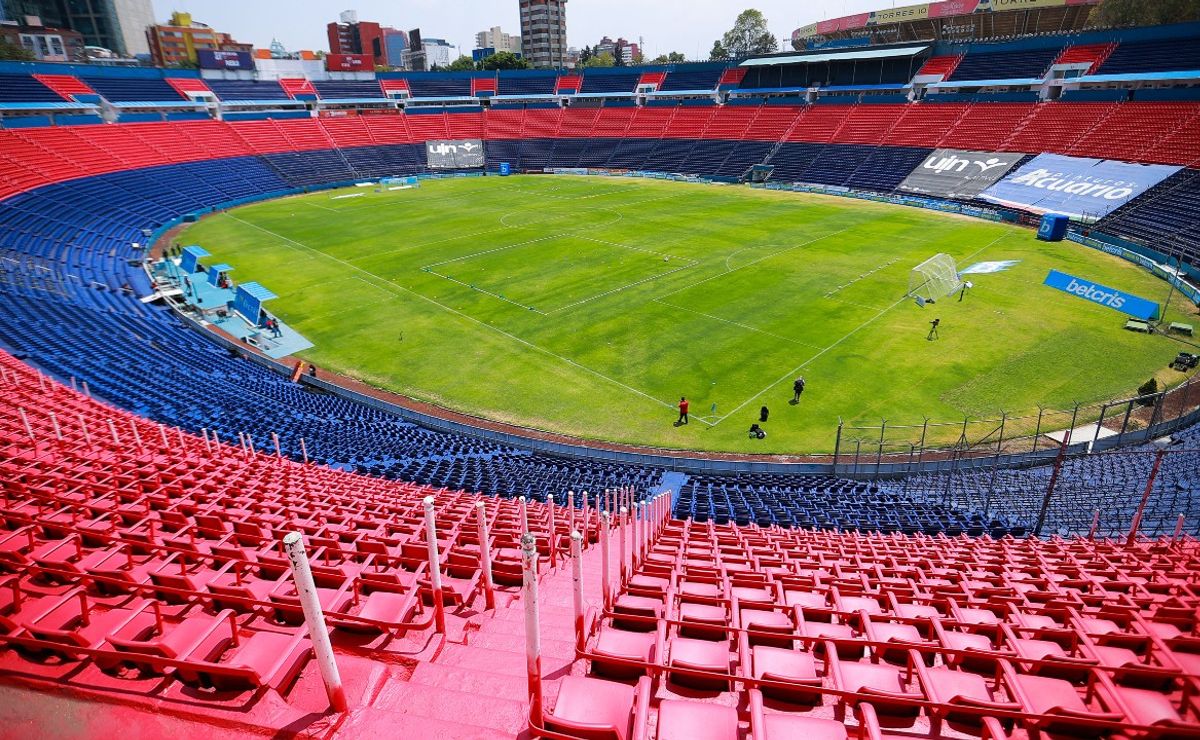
[180,175,1193,454]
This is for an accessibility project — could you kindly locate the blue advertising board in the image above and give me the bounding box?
[1037,213,1069,241]
[980,154,1180,221]
[197,50,255,71]
[1043,269,1160,321]
[499,162,511,176]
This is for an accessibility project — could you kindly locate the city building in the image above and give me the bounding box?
[518,0,567,69]
[146,11,251,67]
[595,35,639,64]
[475,25,521,55]
[381,28,409,69]
[0,0,153,56]
[327,10,385,66]
[0,15,84,61]
[422,37,453,69]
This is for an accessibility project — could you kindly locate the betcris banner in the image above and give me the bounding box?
[898,149,1024,199]
[1043,269,1161,320]
[980,154,1180,222]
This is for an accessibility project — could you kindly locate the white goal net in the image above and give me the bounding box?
[907,253,962,302]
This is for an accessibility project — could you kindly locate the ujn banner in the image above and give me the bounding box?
[898,149,1024,200]
[426,140,485,170]
[979,154,1181,221]
[1043,269,1161,321]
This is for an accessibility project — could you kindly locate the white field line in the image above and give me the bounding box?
[653,299,824,350]
[221,213,679,412]
[655,227,855,302]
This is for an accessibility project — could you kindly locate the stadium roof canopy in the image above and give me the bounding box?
[740,45,929,67]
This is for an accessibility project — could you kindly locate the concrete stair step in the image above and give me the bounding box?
[339,707,514,739]
[469,630,577,659]
[409,662,530,703]
[371,681,528,734]
[436,643,532,677]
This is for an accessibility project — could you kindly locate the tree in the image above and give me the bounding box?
[480,51,530,70]
[719,9,778,59]
[613,40,627,66]
[652,51,687,63]
[580,51,615,68]
[709,40,728,61]
[579,45,593,65]
[0,39,35,61]
[1096,0,1200,25]
[446,55,478,71]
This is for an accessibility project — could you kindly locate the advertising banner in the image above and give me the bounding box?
[1043,269,1161,320]
[795,0,1097,37]
[899,149,1024,199]
[979,154,1181,221]
[325,53,373,72]
[426,139,485,169]
[197,50,255,71]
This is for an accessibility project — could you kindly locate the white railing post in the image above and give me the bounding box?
[82,380,90,397]
[571,531,585,652]
[300,437,309,463]
[521,533,543,723]
[619,506,628,587]
[107,419,120,446]
[632,502,641,572]
[567,491,575,541]
[129,419,142,448]
[18,408,35,443]
[158,424,169,450]
[581,490,589,544]
[424,496,446,632]
[600,511,611,610]
[476,501,496,609]
[176,426,186,448]
[77,414,91,447]
[520,496,529,537]
[272,432,281,457]
[1174,514,1185,543]
[548,494,557,568]
[282,532,348,712]
[1088,509,1100,540]
[49,412,62,442]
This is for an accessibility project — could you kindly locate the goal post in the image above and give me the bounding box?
[907,253,963,302]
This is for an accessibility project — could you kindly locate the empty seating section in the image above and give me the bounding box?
[1054,42,1117,71]
[580,72,641,94]
[498,74,557,96]
[312,80,384,99]
[404,77,470,98]
[556,516,1200,740]
[205,80,289,101]
[1099,168,1200,266]
[949,48,1058,81]
[32,74,95,100]
[916,55,962,78]
[1098,37,1200,75]
[659,68,722,92]
[81,76,183,102]
[0,73,65,103]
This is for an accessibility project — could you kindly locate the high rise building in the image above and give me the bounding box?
[0,0,153,56]
[381,28,409,69]
[518,0,566,69]
[146,11,250,67]
[327,14,385,65]
[475,26,521,56]
[595,35,639,64]
[422,37,453,69]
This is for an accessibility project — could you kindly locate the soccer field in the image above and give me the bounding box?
[180,175,1191,454]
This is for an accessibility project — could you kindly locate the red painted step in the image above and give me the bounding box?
[1055,42,1118,73]
[279,77,317,98]
[166,76,212,99]
[916,55,962,79]
[409,663,532,703]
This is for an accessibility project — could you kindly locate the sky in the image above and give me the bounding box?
[151,1,893,60]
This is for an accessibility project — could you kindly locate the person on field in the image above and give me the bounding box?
[677,397,689,425]
[760,406,770,422]
[792,377,805,404]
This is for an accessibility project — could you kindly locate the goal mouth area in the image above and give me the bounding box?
[907,253,963,302]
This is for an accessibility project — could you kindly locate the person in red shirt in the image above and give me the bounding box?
[677,397,689,425]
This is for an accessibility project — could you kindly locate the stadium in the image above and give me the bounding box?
[1,0,1200,736]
